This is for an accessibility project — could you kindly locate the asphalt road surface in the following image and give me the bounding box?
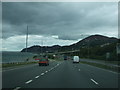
[2,60,119,89]
[80,59,119,67]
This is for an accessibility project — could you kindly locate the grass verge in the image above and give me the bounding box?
[81,58,120,65]
[80,61,119,73]
[2,61,38,68]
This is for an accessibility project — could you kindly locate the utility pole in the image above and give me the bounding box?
[41,39,43,55]
[88,39,89,59]
[116,42,119,72]
[26,25,28,52]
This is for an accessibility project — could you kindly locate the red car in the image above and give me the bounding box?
[38,56,49,66]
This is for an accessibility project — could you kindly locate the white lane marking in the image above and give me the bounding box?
[91,79,98,85]
[41,73,44,76]
[3,64,37,72]
[35,76,39,78]
[81,63,118,74]
[48,63,61,72]
[55,65,58,67]
[49,68,52,71]
[51,67,54,69]
[45,71,48,73]
[78,69,81,71]
[25,80,33,84]
[13,87,21,90]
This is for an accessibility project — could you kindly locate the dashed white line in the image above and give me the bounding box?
[48,69,51,71]
[25,80,33,84]
[50,68,52,71]
[91,79,98,85]
[41,73,45,76]
[51,67,54,70]
[45,71,48,73]
[12,63,62,89]
[78,69,81,71]
[35,76,39,78]
[13,87,21,90]
[81,63,118,74]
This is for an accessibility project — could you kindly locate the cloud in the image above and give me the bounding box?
[1,2,118,51]
[2,2,118,40]
[58,34,90,40]
[1,35,76,51]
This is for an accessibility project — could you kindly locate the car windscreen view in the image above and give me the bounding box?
[1,1,120,90]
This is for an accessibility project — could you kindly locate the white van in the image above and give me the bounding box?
[73,56,80,63]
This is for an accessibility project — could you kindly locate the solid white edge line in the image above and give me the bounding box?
[13,87,21,90]
[35,76,39,78]
[3,64,37,72]
[91,79,98,85]
[25,80,33,84]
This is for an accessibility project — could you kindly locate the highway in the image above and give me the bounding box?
[2,60,119,89]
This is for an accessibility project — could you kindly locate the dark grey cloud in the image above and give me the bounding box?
[58,34,90,40]
[2,2,118,40]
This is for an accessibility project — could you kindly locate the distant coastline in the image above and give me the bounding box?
[1,51,36,63]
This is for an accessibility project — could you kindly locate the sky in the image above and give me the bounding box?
[1,2,118,51]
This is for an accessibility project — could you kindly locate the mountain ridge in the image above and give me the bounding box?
[21,34,118,53]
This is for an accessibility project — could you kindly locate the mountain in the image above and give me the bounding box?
[21,45,61,53]
[69,34,117,48]
[21,34,118,53]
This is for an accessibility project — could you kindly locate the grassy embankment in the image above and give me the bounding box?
[80,61,119,73]
[2,61,38,68]
[2,55,39,68]
[2,55,62,68]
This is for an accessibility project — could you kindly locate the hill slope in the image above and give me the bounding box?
[21,34,118,53]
